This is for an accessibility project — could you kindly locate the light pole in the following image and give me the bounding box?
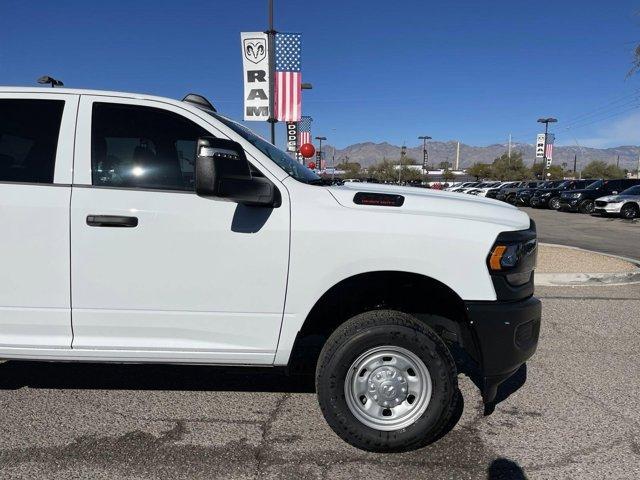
[418,136,431,171]
[315,136,326,170]
[399,146,407,183]
[537,117,557,180]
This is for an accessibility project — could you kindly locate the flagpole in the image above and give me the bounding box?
[267,0,276,145]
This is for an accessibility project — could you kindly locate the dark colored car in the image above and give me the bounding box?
[515,181,563,206]
[485,181,522,199]
[530,179,595,210]
[558,178,640,213]
[496,181,543,204]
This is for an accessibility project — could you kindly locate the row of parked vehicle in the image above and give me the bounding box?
[445,178,640,219]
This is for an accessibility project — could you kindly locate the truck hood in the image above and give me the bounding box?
[327,183,530,229]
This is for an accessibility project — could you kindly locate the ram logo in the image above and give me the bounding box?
[243,38,267,64]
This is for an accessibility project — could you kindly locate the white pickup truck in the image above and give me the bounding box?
[0,87,541,452]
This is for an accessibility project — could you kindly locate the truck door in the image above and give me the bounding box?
[69,96,290,364]
[0,92,78,349]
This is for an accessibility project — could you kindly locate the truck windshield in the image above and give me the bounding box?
[209,112,322,185]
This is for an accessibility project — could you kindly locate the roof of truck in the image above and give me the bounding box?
[0,86,185,106]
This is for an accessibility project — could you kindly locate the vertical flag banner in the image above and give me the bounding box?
[299,116,312,146]
[535,134,545,158]
[241,32,270,121]
[286,122,298,152]
[274,33,302,121]
[545,134,555,167]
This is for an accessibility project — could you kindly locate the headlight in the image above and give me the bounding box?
[569,192,582,199]
[488,232,538,287]
[541,192,552,197]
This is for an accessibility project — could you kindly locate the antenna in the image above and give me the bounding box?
[37,76,64,88]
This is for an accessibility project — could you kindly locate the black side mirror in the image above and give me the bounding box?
[195,137,279,207]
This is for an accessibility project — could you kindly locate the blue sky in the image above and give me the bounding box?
[1,0,639,149]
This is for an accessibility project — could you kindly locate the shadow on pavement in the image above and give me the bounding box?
[487,458,528,479]
[0,361,316,393]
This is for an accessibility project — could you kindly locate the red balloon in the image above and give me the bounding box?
[300,143,316,158]
[308,162,316,170]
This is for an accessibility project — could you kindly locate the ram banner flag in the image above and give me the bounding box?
[535,134,546,158]
[241,32,270,121]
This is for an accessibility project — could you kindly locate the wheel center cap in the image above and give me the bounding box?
[367,366,408,407]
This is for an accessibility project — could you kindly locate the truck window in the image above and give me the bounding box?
[0,99,64,184]
[91,103,209,191]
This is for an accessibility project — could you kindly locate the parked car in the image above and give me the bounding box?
[496,181,543,204]
[530,179,595,210]
[445,181,476,191]
[593,184,640,219]
[484,181,521,199]
[459,181,499,194]
[0,86,541,452]
[467,181,503,196]
[516,181,563,206]
[558,178,640,214]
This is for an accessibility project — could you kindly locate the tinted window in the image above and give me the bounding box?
[91,103,209,191]
[621,185,640,195]
[0,99,64,184]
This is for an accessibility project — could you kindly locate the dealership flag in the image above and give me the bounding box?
[545,134,555,167]
[274,33,302,122]
[298,115,312,145]
[241,32,270,121]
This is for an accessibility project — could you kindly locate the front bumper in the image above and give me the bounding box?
[593,202,622,215]
[465,296,541,403]
[558,198,580,212]
[530,196,549,207]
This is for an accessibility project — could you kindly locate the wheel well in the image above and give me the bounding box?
[287,271,479,375]
[622,202,639,212]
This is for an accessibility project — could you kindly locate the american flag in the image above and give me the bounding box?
[298,116,312,145]
[274,33,301,122]
[545,134,554,160]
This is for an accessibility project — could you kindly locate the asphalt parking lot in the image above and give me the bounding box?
[1,282,639,480]
[522,207,640,261]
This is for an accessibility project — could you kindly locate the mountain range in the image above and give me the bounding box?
[320,141,640,172]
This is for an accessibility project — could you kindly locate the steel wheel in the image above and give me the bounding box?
[344,345,432,431]
[549,197,561,210]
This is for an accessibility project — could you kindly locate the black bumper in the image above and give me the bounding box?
[465,296,541,403]
[558,199,579,212]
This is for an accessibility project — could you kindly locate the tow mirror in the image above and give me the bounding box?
[195,137,278,207]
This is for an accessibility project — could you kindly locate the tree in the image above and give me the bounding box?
[491,152,530,181]
[336,161,362,179]
[581,160,625,179]
[466,162,492,180]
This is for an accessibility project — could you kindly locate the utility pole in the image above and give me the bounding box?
[315,136,326,170]
[573,154,577,176]
[399,145,407,183]
[508,134,512,159]
[267,0,276,145]
[418,136,431,171]
[616,155,620,168]
[455,141,460,170]
[637,153,640,179]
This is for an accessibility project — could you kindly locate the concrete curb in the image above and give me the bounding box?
[537,243,640,286]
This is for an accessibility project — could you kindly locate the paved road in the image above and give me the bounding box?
[1,284,639,479]
[522,207,640,262]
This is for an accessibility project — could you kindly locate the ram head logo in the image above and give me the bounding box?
[244,38,267,64]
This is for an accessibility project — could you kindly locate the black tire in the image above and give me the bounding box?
[578,199,594,214]
[548,197,561,210]
[315,310,458,452]
[621,203,639,219]
[506,194,516,204]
